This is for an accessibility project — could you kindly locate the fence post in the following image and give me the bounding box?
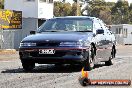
[0,29,4,49]
[0,29,1,49]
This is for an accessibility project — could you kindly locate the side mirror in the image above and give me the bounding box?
[30,31,36,35]
[96,29,104,34]
[93,33,96,37]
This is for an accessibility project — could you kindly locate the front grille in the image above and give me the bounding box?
[30,51,66,57]
[36,42,60,47]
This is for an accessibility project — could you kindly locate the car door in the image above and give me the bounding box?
[106,29,113,46]
[92,19,106,63]
[98,20,112,61]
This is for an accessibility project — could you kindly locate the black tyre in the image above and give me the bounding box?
[54,63,63,67]
[105,58,113,66]
[79,77,90,86]
[21,60,35,71]
[84,45,95,71]
[111,45,116,58]
[105,46,115,66]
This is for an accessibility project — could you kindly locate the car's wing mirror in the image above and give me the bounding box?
[30,31,36,35]
[93,33,96,37]
[96,29,104,35]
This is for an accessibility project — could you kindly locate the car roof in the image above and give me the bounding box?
[52,16,98,20]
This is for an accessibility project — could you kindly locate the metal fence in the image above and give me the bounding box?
[0,18,38,49]
[0,29,14,49]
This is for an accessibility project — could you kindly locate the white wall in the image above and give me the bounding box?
[123,25,132,44]
[4,0,38,18]
[54,0,74,4]
[38,2,53,19]
[4,0,23,11]
[4,0,53,19]
[23,1,38,18]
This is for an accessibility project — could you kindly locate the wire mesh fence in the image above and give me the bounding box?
[0,29,14,49]
[0,18,38,49]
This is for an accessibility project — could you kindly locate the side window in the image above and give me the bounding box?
[123,28,127,38]
[106,29,112,35]
[110,31,112,34]
[39,0,46,2]
[116,28,118,34]
[25,0,35,2]
[116,28,122,34]
[106,29,109,34]
[99,20,108,29]
[94,19,102,30]
[39,0,53,3]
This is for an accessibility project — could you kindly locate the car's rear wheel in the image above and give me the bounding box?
[111,45,116,58]
[21,60,35,71]
[105,45,116,66]
[54,63,63,67]
[105,58,113,66]
[84,45,95,71]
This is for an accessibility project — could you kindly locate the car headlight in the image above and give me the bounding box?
[20,42,36,47]
[83,41,90,47]
[59,42,83,47]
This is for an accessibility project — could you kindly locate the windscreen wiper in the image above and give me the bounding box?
[76,30,92,32]
[42,30,62,32]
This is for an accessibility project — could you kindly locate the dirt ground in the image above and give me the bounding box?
[0,52,19,61]
[0,45,132,88]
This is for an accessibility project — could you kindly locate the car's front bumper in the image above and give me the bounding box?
[19,47,89,64]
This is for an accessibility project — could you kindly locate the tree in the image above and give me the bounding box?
[73,0,77,2]
[0,0,4,9]
[54,2,62,17]
[99,8,112,24]
[129,3,132,10]
[71,2,81,16]
[84,0,112,24]
[54,1,81,17]
[129,3,132,24]
[111,0,129,24]
[54,0,132,24]
[54,2,72,17]
[63,3,72,16]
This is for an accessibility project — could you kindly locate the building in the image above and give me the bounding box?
[54,0,74,4]
[110,24,132,45]
[5,0,54,26]
[1,0,54,49]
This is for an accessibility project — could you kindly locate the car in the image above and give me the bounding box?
[19,16,116,71]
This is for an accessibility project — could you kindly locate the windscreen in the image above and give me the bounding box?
[38,18,93,32]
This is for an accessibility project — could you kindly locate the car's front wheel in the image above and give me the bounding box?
[84,45,95,71]
[105,45,116,66]
[111,45,116,58]
[105,58,113,66]
[21,60,35,71]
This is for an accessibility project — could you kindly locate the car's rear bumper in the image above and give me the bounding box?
[19,47,89,64]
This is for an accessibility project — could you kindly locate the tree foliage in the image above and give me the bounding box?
[54,1,81,17]
[71,2,81,16]
[85,0,112,24]
[81,0,131,24]
[54,0,132,24]
[111,0,129,24]
[0,0,4,9]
